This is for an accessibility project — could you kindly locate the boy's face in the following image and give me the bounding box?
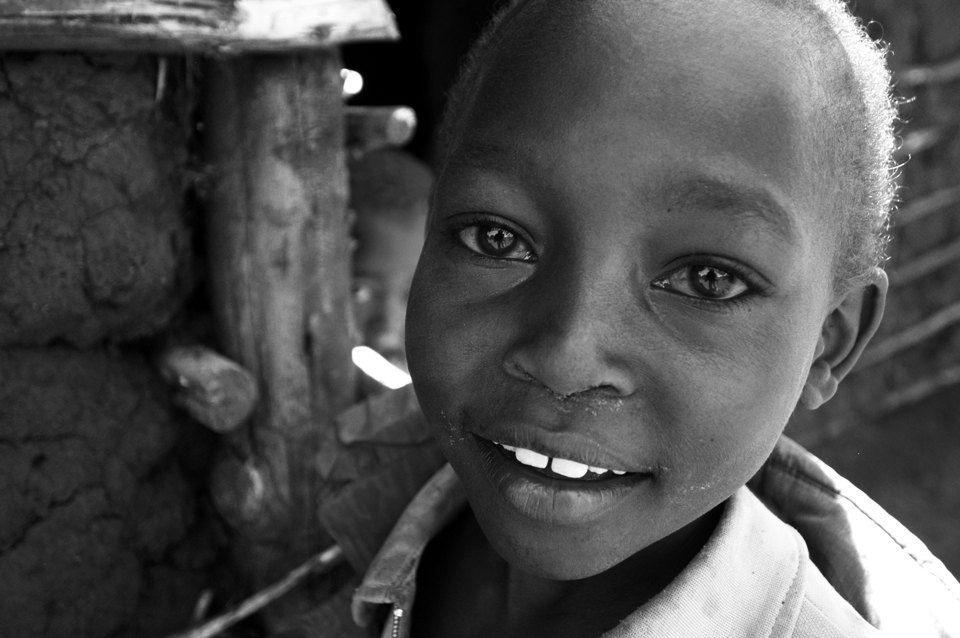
[353,208,426,365]
[407,0,840,579]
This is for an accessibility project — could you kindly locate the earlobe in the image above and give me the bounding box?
[800,268,888,410]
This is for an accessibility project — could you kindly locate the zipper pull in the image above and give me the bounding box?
[391,606,404,638]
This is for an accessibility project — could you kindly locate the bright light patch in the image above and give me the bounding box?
[352,346,411,389]
[340,69,364,97]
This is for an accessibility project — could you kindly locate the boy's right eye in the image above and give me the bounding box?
[457,221,537,262]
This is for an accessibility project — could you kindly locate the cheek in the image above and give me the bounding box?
[406,263,493,416]
[655,310,819,492]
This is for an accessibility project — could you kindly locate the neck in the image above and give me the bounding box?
[503,504,723,636]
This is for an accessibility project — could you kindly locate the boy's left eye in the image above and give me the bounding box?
[652,264,750,301]
[458,222,536,262]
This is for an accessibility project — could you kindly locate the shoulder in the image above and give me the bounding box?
[791,558,884,638]
[751,436,960,637]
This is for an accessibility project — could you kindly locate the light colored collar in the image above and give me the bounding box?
[604,487,807,637]
[352,463,466,629]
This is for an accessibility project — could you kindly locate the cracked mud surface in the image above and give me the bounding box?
[0,53,219,638]
[0,53,191,347]
[0,348,222,638]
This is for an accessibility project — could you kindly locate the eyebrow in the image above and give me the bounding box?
[444,138,520,173]
[664,177,798,243]
[445,140,800,243]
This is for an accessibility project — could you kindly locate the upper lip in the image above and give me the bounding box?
[473,428,653,474]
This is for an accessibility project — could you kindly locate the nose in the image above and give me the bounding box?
[503,268,637,399]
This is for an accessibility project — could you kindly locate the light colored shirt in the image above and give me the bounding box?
[352,465,883,637]
[310,387,960,637]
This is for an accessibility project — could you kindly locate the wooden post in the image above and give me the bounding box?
[0,1,398,630]
[203,50,356,626]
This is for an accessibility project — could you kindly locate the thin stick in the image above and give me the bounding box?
[895,125,951,160]
[345,106,417,152]
[897,185,960,226]
[878,365,960,413]
[859,300,960,368]
[167,544,345,638]
[890,235,960,287]
[900,55,960,86]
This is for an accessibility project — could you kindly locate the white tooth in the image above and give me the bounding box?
[588,466,609,475]
[551,458,589,479]
[502,444,517,452]
[514,447,549,469]
[612,469,626,475]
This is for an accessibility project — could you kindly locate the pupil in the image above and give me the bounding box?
[481,226,515,254]
[693,266,732,297]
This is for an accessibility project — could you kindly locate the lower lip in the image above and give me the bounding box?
[474,436,649,526]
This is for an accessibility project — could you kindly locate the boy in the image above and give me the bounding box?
[349,149,432,371]
[312,0,960,636]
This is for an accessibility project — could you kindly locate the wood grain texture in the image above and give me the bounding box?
[202,50,355,627]
[0,0,397,52]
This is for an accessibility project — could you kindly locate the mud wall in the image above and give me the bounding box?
[0,54,222,638]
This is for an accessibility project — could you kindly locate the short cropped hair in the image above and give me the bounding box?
[435,0,899,289]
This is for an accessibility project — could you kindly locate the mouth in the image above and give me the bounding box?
[473,434,651,526]
[491,439,629,480]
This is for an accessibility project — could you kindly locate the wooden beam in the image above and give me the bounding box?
[0,0,398,53]
[203,49,356,627]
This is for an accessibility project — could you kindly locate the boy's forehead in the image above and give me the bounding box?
[447,0,837,221]
[470,8,800,159]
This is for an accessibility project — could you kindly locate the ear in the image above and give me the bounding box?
[800,268,888,410]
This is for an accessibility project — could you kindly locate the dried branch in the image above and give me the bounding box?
[878,365,960,414]
[859,300,960,368]
[167,544,345,638]
[900,55,960,86]
[895,125,953,161]
[346,106,417,153]
[897,185,960,226]
[890,235,960,287]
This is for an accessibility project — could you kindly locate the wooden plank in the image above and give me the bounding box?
[0,0,397,52]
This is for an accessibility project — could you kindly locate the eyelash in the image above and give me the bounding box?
[651,257,770,308]
[447,218,765,308]
[451,214,538,263]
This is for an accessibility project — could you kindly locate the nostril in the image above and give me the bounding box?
[504,359,630,400]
